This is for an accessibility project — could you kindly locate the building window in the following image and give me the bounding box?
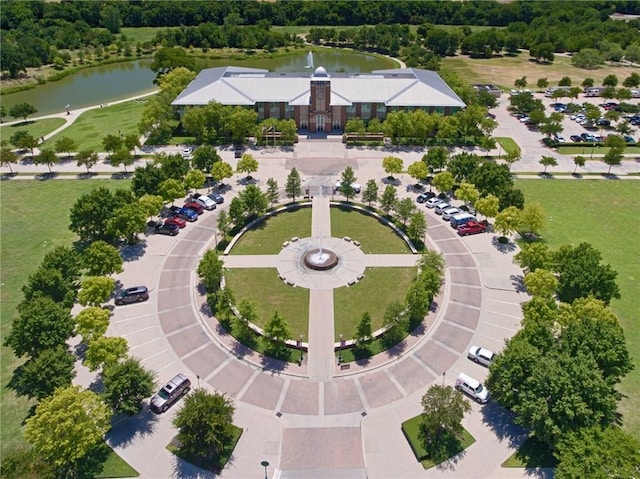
[346,105,356,119]
[285,104,294,119]
[257,103,265,120]
[270,102,279,118]
[361,103,371,119]
[333,120,341,130]
[435,106,444,114]
[300,119,308,130]
[377,103,386,118]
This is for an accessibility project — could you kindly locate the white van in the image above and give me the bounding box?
[450,212,476,228]
[455,373,489,403]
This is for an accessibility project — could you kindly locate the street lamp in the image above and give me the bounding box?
[298,334,304,365]
[260,460,269,479]
[338,334,344,364]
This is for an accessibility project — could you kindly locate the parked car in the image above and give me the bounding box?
[457,221,486,236]
[165,216,187,228]
[233,145,245,158]
[624,135,636,143]
[602,102,618,110]
[155,222,179,236]
[569,135,582,142]
[467,346,495,367]
[553,134,566,143]
[416,191,436,203]
[596,118,611,127]
[425,197,444,208]
[182,147,192,158]
[192,194,216,210]
[455,373,489,404]
[115,286,149,305]
[169,206,198,222]
[442,207,462,221]
[150,373,191,414]
[580,133,596,142]
[434,202,452,215]
[183,201,204,215]
[208,192,225,204]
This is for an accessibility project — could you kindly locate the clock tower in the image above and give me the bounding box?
[310,66,331,132]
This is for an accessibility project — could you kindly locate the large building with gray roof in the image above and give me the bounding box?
[172,65,466,133]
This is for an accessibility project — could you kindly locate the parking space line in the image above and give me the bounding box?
[140,349,168,363]
[204,356,234,382]
[113,313,155,324]
[484,321,520,333]
[385,370,408,397]
[166,322,199,338]
[121,324,159,337]
[409,354,440,379]
[156,361,176,373]
[179,342,212,360]
[130,337,162,350]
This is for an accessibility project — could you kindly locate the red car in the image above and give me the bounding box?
[183,201,204,215]
[457,221,486,236]
[165,216,187,228]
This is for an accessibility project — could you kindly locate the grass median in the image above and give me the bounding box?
[1,118,66,145]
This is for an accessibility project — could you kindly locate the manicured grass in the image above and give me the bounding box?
[402,414,475,469]
[0,179,131,457]
[223,269,310,335]
[120,27,167,43]
[334,267,416,341]
[556,146,640,155]
[495,137,520,156]
[502,437,557,468]
[515,179,640,440]
[330,207,410,254]
[94,448,140,478]
[441,53,639,91]
[168,425,243,474]
[47,101,146,152]
[230,206,312,255]
[1,118,66,145]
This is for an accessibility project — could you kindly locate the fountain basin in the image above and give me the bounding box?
[303,248,339,271]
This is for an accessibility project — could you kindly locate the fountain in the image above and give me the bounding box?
[303,246,339,271]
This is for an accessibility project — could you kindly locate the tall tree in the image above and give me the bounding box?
[339,166,357,201]
[78,276,115,307]
[132,163,167,197]
[407,160,428,185]
[75,307,111,343]
[494,206,521,238]
[9,102,37,122]
[138,194,164,220]
[285,167,302,201]
[22,266,76,307]
[173,389,235,462]
[519,202,546,236]
[76,149,99,173]
[263,311,292,358]
[69,187,119,241]
[236,153,259,179]
[539,155,558,175]
[33,149,58,173]
[191,145,220,173]
[407,212,427,245]
[211,161,233,185]
[54,136,76,158]
[102,357,156,415]
[432,170,454,197]
[265,177,279,206]
[381,300,408,348]
[514,242,552,273]
[184,169,206,194]
[382,155,403,179]
[355,312,372,346]
[107,203,147,244]
[84,336,129,372]
[420,385,471,455]
[523,269,558,298]
[395,197,416,227]
[158,178,185,205]
[9,345,75,400]
[24,386,112,476]
[83,240,123,276]
[198,249,224,294]
[362,179,379,207]
[455,182,479,212]
[1,141,19,173]
[379,185,398,215]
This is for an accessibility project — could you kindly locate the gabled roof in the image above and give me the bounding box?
[172,66,465,109]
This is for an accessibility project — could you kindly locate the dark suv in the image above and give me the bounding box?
[115,286,149,305]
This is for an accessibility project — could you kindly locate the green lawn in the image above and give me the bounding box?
[334,267,416,341]
[168,425,242,474]
[330,207,410,254]
[495,137,520,156]
[502,437,557,468]
[230,206,312,255]
[47,101,147,152]
[94,448,140,478]
[515,179,640,440]
[402,414,475,469]
[0,179,131,458]
[1,118,66,146]
[120,27,168,43]
[223,269,310,335]
[556,146,640,155]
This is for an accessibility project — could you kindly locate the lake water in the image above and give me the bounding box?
[2,50,397,117]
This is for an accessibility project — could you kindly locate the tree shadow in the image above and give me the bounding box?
[381,176,401,186]
[260,354,288,374]
[480,401,528,449]
[1,172,18,180]
[510,274,527,293]
[88,374,105,395]
[434,445,467,472]
[384,339,408,358]
[77,172,98,179]
[35,172,58,180]
[120,241,147,262]
[111,172,132,180]
[106,407,159,449]
[602,172,620,180]
[491,236,517,253]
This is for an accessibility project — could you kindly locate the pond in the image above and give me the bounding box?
[2,50,398,117]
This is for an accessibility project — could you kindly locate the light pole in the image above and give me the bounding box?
[338,334,344,364]
[260,460,269,479]
[442,371,446,387]
[298,334,304,365]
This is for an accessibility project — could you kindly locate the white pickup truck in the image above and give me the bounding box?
[334,180,361,193]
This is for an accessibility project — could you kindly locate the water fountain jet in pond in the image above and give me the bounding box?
[303,247,338,271]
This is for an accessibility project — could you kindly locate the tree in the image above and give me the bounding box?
[1,142,19,173]
[494,206,521,238]
[132,163,167,197]
[217,210,231,240]
[13,131,39,158]
[382,155,403,179]
[69,187,120,241]
[4,296,74,358]
[555,426,640,479]
[432,170,454,196]
[110,147,134,173]
[192,145,220,173]
[33,148,58,173]
[157,153,189,180]
[138,194,164,220]
[78,276,115,307]
[514,242,552,273]
[572,48,604,69]
[420,385,471,454]
[572,155,586,175]
[407,161,428,185]
[76,149,99,173]
[553,242,620,306]
[338,165,357,201]
[447,152,479,182]
[355,312,372,346]
[211,160,233,185]
[455,183,479,212]
[123,134,141,157]
[54,136,76,158]
[158,178,185,205]
[539,156,558,175]
[602,135,625,175]
[238,184,268,217]
[407,212,427,245]
[285,167,302,201]
[523,269,558,298]
[173,389,235,462]
[514,76,527,89]
[184,169,206,193]
[215,287,235,324]
[198,249,224,294]
[395,197,416,227]
[263,311,292,358]
[536,78,549,90]
[379,185,398,215]
[103,357,156,415]
[237,153,259,179]
[265,177,279,206]
[362,179,379,207]
[519,202,546,236]
[235,297,258,345]
[602,74,618,87]
[84,336,129,372]
[24,386,112,474]
[75,307,111,343]
[9,102,37,122]
[623,72,640,88]
[83,240,123,276]
[10,345,75,400]
[22,266,76,307]
[423,147,449,174]
[102,134,122,156]
[381,300,408,348]
[108,203,147,244]
[228,197,246,226]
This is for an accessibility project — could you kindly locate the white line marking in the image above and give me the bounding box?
[130,337,161,350]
